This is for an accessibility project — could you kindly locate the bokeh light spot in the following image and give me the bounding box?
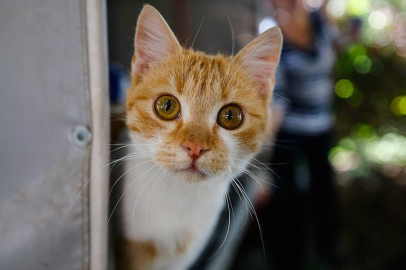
[391,96,406,116]
[348,44,367,60]
[346,0,370,16]
[329,146,361,173]
[347,89,364,107]
[303,0,323,12]
[326,0,346,18]
[376,141,395,162]
[356,124,374,139]
[353,55,372,74]
[368,11,388,30]
[258,17,277,34]
[335,79,354,98]
[339,138,357,151]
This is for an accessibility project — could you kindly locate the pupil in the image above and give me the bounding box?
[226,110,233,121]
[165,100,172,111]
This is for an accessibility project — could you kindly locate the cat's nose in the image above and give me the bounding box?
[182,142,210,159]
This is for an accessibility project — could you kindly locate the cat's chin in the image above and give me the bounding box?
[172,169,209,183]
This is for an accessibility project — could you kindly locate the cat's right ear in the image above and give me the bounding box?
[132,5,181,78]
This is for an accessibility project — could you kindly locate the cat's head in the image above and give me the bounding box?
[126,5,282,183]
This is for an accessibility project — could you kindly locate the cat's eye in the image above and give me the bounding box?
[217,104,244,130]
[154,95,181,120]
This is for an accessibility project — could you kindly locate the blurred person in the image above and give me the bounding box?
[332,17,363,51]
[262,0,339,269]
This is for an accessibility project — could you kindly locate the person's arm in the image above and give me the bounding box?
[272,0,313,51]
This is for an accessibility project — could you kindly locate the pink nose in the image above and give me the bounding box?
[182,142,209,160]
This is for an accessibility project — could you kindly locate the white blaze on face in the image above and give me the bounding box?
[217,128,242,177]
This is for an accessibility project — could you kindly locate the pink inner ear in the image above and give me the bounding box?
[133,47,157,76]
[134,59,149,76]
[244,57,279,98]
[131,54,149,78]
[258,80,270,96]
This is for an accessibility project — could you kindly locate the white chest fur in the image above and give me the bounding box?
[120,155,231,270]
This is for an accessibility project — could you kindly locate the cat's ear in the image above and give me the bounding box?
[234,27,283,99]
[132,5,181,77]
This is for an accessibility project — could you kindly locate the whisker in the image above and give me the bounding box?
[128,167,164,253]
[225,188,236,225]
[108,159,153,199]
[129,167,164,237]
[109,153,153,172]
[233,163,266,186]
[105,164,158,229]
[144,168,167,224]
[273,93,291,103]
[107,142,158,147]
[251,161,287,166]
[208,186,232,260]
[231,175,266,256]
[204,35,254,54]
[61,152,149,223]
[183,37,189,49]
[232,163,281,191]
[250,157,282,179]
[191,15,205,49]
[232,157,263,172]
[108,144,153,155]
[233,156,282,180]
[227,173,253,220]
[227,15,235,57]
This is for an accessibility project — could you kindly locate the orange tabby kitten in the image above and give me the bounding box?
[117,5,282,270]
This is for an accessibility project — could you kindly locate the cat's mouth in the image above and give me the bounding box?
[175,164,208,179]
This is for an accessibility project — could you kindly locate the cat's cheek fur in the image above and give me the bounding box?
[218,128,255,177]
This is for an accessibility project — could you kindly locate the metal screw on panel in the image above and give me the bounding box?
[72,125,92,148]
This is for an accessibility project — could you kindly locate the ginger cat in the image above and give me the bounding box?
[117,5,282,270]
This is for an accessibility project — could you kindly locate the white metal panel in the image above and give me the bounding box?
[0,0,109,269]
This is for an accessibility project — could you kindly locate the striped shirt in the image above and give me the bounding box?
[272,12,336,135]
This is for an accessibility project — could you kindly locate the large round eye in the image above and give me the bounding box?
[217,104,244,130]
[154,95,181,120]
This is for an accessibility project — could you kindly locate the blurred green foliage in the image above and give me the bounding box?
[329,0,406,175]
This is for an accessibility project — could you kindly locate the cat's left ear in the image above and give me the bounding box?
[234,27,283,99]
[132,5,181,77]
